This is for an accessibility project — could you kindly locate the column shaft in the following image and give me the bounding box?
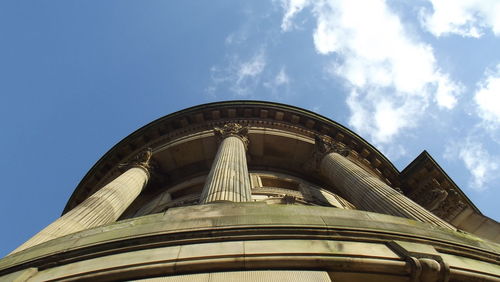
[12,166,149,253]
[321,152,454,229]
[200,136,252,203]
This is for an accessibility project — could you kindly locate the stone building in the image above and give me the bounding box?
[1,101,499,281]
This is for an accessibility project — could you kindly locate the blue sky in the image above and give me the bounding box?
[1,1,499,257]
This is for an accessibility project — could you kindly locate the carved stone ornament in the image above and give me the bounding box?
[314,135,350,157]
[409,177,466,221]
[432,189,466,221]
[119,148,154,171]
[214,122,249,147]
[388,241,450,282]
[306,135,350,171]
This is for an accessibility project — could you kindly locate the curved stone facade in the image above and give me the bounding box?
[1,101,499,281]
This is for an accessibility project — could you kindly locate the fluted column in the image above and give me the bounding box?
[200,123,252,204]
[11,149,153,254]
[315,136,454,230]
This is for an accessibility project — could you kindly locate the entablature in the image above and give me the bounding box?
[65,101,400,214]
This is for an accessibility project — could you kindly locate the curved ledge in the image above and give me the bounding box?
[2,204,499,280]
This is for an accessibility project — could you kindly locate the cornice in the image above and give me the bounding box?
[400,150,480,216]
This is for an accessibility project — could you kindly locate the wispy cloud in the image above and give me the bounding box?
[420,0,500,38]
[207,49,266,96]
[237,52,266,82]
[275,67,290,86]
[264,66,290,87]
[441,64,500,192]
[262,66,292,98]
[445,138,500,191]
[225,32,247,46]
[474,64,500,130]
[280,0,462,144]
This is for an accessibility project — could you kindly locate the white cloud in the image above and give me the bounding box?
[420,0,500,37]
[435,74,460,109]
[237,52,266,82]
[271,67,290,86]
[225,32,246,45]
[263,67,291,97]
[346,89,423,143]
[438,65,500,192]
[445,138,500,190]
[475,64,500,128]
[276,68,290,85]
[280,0,462,144]
[280,0,309,31]
[208,50,266,96]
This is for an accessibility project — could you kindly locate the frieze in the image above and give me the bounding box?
[432,189,467,221]
[133,119,376,175]
[408,176,467,222]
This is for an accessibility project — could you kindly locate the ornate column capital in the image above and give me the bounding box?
[214,122,249,148]
[119,148,154,174]
[314,134,350,158]
[304,135,350,172]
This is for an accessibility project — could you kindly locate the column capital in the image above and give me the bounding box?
[119,148,154,174]
[304,135,350,172]
[214,122,249,148]
[314,134,350,158]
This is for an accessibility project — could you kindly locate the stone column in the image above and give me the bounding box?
[314,136,454,230]
[200,123,252,204]
[11,149,153,254]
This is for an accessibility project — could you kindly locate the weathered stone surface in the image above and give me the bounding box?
[0,267,37,282]
[2,204,499,277]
